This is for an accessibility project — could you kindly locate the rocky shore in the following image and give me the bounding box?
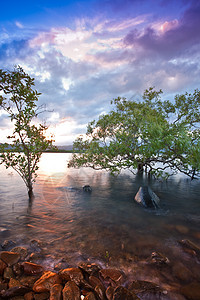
[0,239,200,300]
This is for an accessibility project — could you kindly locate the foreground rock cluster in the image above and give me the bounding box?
[0,239,200,299]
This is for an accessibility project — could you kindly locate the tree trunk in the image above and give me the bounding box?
[137,163,144,173]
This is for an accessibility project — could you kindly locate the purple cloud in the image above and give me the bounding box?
[124,1,200,59]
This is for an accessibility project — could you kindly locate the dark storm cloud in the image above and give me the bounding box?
[124,1,200,59]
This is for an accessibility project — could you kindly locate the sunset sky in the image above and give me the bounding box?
[0,0,200,145]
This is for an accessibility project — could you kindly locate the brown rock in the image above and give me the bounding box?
[62,281,81,300]
[22,262,44,275]
[128,280,164,299]
[4,266,14,280]
[50,283,63,300]
[33,271,61,293]
[9,278,21,288]
[0,251,20,266]
[13,263,23,276]
[59,268,84,285]
[24,291,34,300]
[95,284,106,300]
[89,275,105,290]
[19,275,40,288]
[34,292,50,300]
[179,239,200,258]
[151,251,170,265]
[113,286,139,300]
[11,247,28,260]
[173,262,193,282]
[0,282,8,292]
[85,291,97,300]
[0,286,30,298]
[0,259,7,275]
[100,269,124,285]
[106,286,114,300]
[78,262,101,276]
[180,282,200,300]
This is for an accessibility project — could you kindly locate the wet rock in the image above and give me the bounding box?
[13,263,23,277]
[3,267,14,280]
[180,282,200,300]
[28,252,43,263]
[24,291,34,300]
[95,284,106,300]
[78,262,101,276]
[179,239,200,259]
[59,268,84,286]
[54,261,69,271]
[83,185,92,192]
[0,282,8,292]
[9,278,21,288]
[106,286,114,300]
[0,286,30,298]
[0,259,7,275]
[128,280,165,299]
[33,271,62,293]
[0,251,20,266]
[1,240,16,250]
[11,247,28,260]
[19,275,40,288]
[172,262,193,282]
[34,292,50,300]
[84,291,97,300]
[113,286,139,300]
[151,251,170,265]
[22,262,44,275]
[134,186,160,209]
[89,275,105,290]
[50,283,63,300]
[30,240,43,253]
[100,269,124,285]
[175,225,189,234]
[62,281,81,300]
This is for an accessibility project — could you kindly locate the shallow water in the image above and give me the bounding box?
[0,153,200,292]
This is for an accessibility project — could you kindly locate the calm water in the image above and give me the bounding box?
[0,153,200,289]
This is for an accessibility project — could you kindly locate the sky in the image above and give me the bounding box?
[0,0,200,145]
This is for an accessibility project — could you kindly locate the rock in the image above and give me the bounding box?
[24,291,34,300]
[33,271,61,293]
[9,278,21,288]
[0,251,20,266]
[100,269,124,285]
[106,286,114,300]
[128,280,165,299]
[95,284,106,300]
[0,259,7,275]
[30,240,42,253]
[11,247,28,260]
[180,282,200,300]
[179,239,200,259]
[22,262,44,275]
[19,275,40,288]
[13,263,23,276]
[113,286,139,300]
[59,268,84,286]
[34,292,50,300]
[83,185,92,192]
[50,283,63,300]
[134,186,160,209]
[3,267,14,280]
[89,275,105,290]
[62,281,81,300]
[78,262,101,276]
[175,225,189,234]
[0,286,30,298]
[172,262,193,282]
[151,251,170,265]
[1,240,16,250]
[84,291,97,300]
[54,261,69,271]
[0,282,8,292]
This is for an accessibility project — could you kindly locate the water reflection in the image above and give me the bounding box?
[0,153,200,287]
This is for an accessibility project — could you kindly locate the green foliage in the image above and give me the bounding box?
[69,87,200,179]
[0,66,54,197]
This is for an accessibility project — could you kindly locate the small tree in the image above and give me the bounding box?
[0,66,54,199]
[69,87,200,179]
